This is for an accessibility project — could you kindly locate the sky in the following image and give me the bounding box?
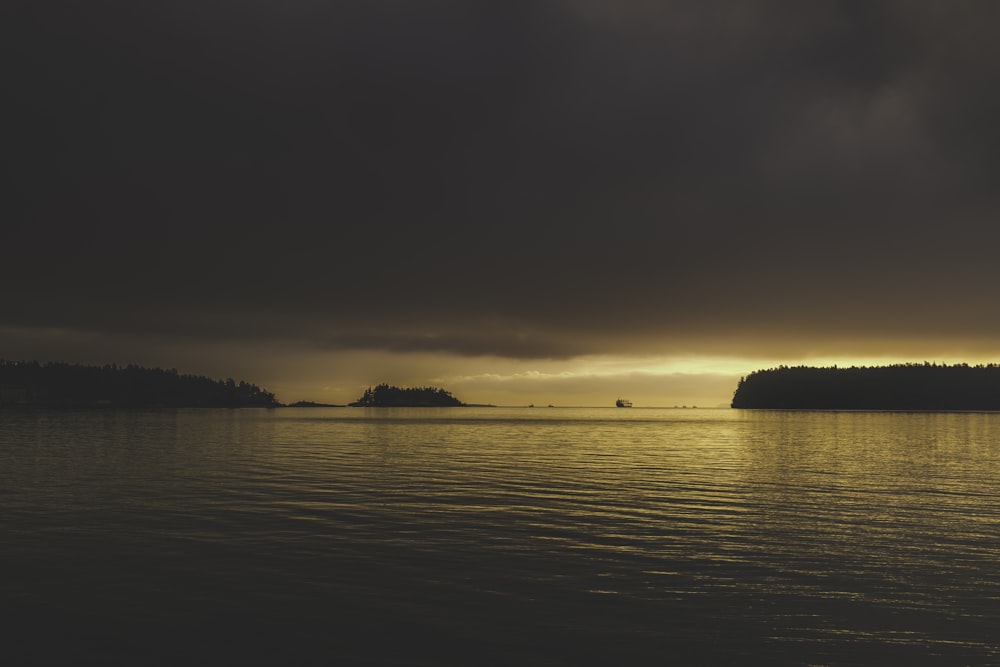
[5,1,1000,407]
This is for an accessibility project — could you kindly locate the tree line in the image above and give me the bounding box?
[0,360,279,408]
[731,363,1000,410]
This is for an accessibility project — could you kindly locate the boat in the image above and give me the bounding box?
[615,398,632,408]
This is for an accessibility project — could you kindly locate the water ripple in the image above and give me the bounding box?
[2,407,999,664]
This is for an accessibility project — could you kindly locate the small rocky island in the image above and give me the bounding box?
[732,363,1000,410]
[349,383,465,407]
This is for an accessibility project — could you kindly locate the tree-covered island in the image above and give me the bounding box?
[0,360,279,408]
[349,383,465,407]
[732,363,1000,410]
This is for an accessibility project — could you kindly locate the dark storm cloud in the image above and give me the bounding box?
[6,1,1000,360]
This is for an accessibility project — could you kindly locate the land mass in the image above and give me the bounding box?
[0,360,280,408]
[732,363,1000,410]
[349,383,465,407]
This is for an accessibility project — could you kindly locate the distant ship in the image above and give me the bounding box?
[615,398,632,408]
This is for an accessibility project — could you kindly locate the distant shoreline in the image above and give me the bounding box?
[732,363,1000,411]
[0,360,279,409]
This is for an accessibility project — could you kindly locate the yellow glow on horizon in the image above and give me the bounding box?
[241,347,1000,408]
[424,352,1000,407]
[435,352,1000,389]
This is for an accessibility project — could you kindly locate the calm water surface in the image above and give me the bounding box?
[3,407,999,665]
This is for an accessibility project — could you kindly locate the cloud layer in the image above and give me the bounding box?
[6,1,1000,400]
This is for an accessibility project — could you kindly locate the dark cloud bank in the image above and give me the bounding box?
[6,1,1000,367]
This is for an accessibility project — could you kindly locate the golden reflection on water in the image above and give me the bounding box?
[4,407,1000,663]
[729,410,1000,654]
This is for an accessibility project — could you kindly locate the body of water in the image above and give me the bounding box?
[3,407,999,664]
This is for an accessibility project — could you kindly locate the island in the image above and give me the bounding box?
[731,363,1000,410]
[349,383,465,407]
[0,360,280,408]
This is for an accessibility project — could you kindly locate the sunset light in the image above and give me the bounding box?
[7,2,1000,663]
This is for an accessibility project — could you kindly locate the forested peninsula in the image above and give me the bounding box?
[0,360,279,408]
[349,383,465,407]
[732,363,1000,410]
